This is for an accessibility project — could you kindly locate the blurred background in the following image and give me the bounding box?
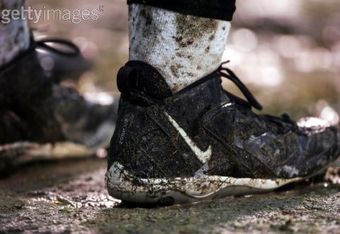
[27,0,340,121]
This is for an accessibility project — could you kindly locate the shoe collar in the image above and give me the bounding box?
[118,60,263,111]
[0,33,81,73]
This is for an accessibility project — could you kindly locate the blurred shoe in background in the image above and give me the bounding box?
[35,35,93,83]
[0,35,118,177]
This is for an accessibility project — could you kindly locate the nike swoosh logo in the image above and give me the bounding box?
[164,112,212,164]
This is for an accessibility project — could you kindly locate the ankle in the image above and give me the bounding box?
[128,4,230,92]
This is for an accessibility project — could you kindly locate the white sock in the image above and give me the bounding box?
[0,0,30,67]
[129,4,231,92]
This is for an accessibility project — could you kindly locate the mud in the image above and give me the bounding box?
[175,15,218,48]
[128,4,230,92]
[0,158,339,233]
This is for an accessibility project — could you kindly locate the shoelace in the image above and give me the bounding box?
[262,113,297,128]
[34,38,81,57]
[218,61,263,110]
[218,62,297,128]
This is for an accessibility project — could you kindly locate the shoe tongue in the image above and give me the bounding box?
[117,61,173,101]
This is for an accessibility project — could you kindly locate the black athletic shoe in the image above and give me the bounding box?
[106,61,340,205]
[0,38,116,175]
[35,37,92,82]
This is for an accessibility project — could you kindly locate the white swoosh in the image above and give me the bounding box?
[164,112,212,164]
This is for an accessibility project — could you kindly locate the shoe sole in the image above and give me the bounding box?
[0,142,95,170]
[106,162,303,205]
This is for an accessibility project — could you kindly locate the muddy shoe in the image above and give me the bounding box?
[0,38,116,176]
[35,37,93,82]
[106,61,340,205]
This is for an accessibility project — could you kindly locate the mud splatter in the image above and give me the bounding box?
[175,14,218,48]
[170,64,184,77]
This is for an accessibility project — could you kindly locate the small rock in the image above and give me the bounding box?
[56,195,75,207]
[121,214,131,221]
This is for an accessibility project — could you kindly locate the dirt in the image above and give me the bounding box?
[0,158,339,234]
[175,15,218,48]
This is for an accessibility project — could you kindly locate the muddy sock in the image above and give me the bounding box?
[0,0,30,67]
[128,4,232,92]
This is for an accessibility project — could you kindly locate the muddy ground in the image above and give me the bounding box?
[0,158,339,234]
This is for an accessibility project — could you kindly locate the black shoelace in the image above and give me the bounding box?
[218,61,263,110]
[0,36,81,74]
[34,38,81,57]
[218,62,297,128]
